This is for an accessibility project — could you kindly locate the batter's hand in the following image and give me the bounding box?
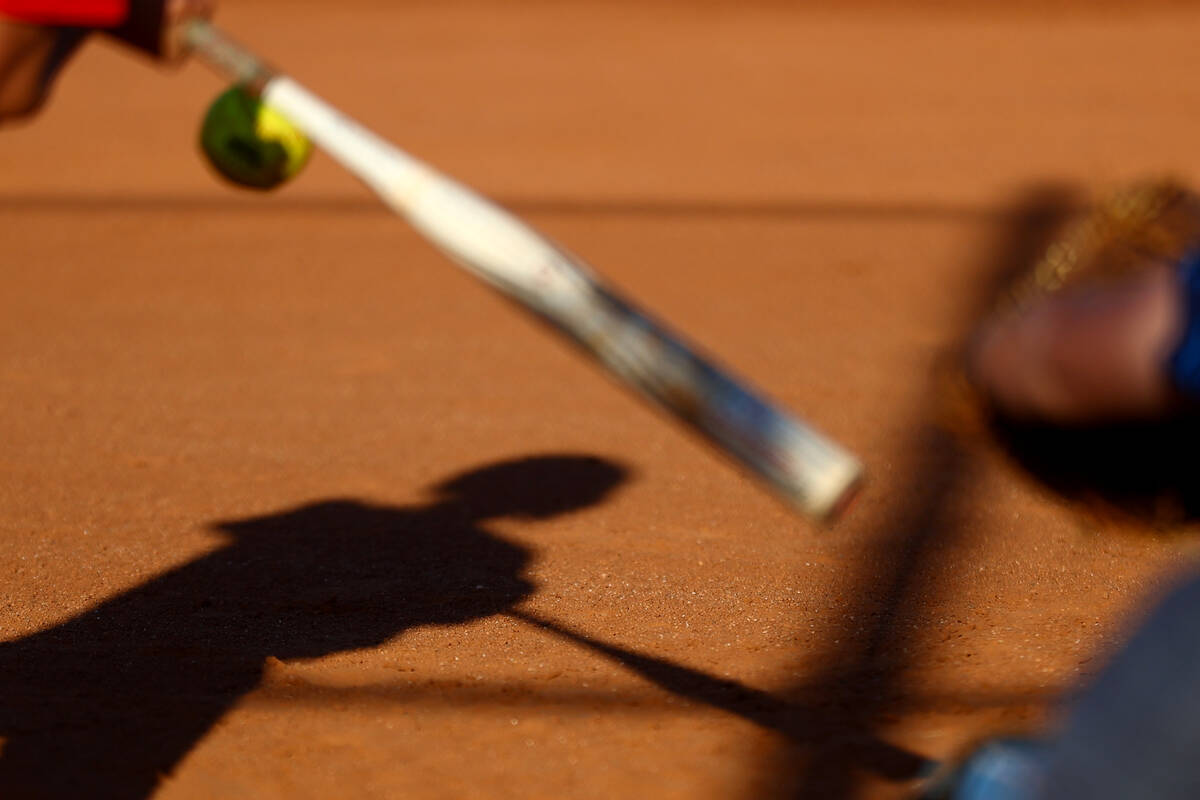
[108,0,215,60]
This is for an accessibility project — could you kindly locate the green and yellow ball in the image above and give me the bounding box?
[199,86,311,190]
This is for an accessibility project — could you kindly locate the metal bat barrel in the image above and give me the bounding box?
[184,20,864,522]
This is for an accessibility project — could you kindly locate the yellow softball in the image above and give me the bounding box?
[200,86,312,190]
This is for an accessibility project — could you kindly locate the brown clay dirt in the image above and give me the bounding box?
[4,2,1200,798]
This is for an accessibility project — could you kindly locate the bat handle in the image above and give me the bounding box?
[183,19,276,91]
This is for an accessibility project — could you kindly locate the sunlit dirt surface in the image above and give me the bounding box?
[4,2,1200,798]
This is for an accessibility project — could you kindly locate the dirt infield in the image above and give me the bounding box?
[4,2,1200,798]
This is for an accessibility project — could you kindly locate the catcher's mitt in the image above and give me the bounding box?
[1005,178,1200,308]
[942,178,1200,527]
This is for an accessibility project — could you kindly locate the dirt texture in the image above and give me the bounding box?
[4,2,1200,798]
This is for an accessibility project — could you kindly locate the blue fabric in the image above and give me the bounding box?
[953,739,1047,800]
[1168,251,1200,398]
[946,574,1200,800]
[1030,573,1200,800]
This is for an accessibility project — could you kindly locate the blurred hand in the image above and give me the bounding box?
[160,0,215,61]
[967,263,1185,424]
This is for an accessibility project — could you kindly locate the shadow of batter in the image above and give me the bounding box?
[0,454,626,799]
